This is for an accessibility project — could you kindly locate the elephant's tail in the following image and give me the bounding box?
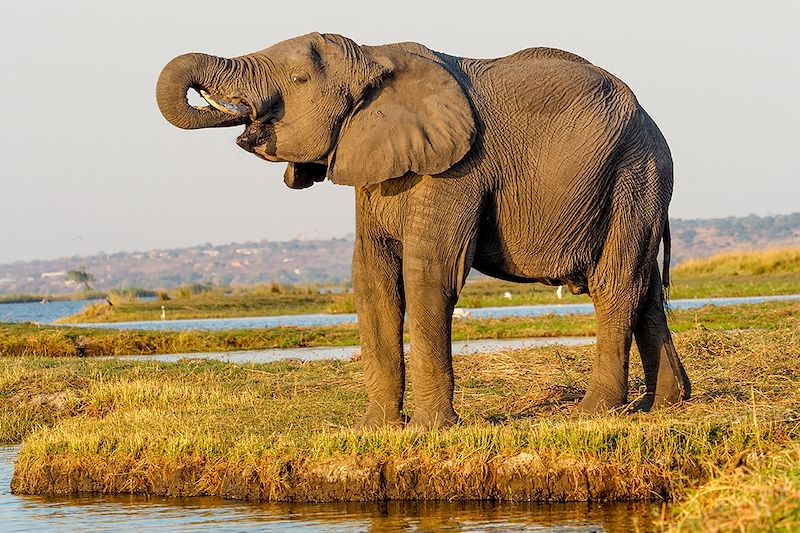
[662,219,671,289]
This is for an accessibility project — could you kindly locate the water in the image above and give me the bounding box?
[0,300,96,324]
[2,294,798,332]
[0,447,659,532]
[69,294,800,331]
[116,336,596,364]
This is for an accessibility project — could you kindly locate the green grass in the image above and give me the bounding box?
[3,300,798,357]
[0,321,361,357]
[4,315,799,526]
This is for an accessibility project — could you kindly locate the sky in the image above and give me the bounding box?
[1,1,798,264]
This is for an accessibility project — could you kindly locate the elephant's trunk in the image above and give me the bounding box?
[156,53,254,130]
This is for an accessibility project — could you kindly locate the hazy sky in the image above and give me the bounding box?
[1,1,798,264]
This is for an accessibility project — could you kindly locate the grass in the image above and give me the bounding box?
[672,444,800,531]
[0,321,361,357]
[61,284,356,323]
[56,248,800,323]
[2,300,798,357]
[3,312,799,517]
[672,248,800,277]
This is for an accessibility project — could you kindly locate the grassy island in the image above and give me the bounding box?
[3,315,799,530]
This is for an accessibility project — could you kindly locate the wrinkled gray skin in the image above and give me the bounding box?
[157,33,691,428]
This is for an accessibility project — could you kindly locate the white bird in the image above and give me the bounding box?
[453,308,471,319]
[160,305,166,320]
[503,291,513,300]
[556,285,564,300]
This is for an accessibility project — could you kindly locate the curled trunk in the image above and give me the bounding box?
[156,53,252,130]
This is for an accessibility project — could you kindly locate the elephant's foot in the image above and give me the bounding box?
[649,370,691,410]
[577,385,626,413]
[655,347,692,406]
[407,405,460,429]
[356,403,406,430]
[635,351,692,412]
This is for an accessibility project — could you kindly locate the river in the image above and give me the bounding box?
[2,294,796,331]
[0,299,100,325]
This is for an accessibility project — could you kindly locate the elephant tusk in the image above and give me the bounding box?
[199,89,251,116]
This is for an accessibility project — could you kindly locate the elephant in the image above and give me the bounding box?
[157,32,691,428]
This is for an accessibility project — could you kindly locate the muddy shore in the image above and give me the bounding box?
[13,450,682,502]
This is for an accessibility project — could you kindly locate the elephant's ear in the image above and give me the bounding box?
[328,47,476,187]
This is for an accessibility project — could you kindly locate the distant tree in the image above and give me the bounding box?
[66,269,95,291]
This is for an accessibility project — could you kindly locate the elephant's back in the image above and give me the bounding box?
[504,47,592,65]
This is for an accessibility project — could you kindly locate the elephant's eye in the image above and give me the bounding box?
[291,72,309,84]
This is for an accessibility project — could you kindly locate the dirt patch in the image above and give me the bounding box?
[9,391,70,410]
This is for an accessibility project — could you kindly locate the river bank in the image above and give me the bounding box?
[0,445,662,531]
[5,317,799,530]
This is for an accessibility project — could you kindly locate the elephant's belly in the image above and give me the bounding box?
[472,222,592,294]
[472,243,558,285]
[472,250,589,294]
[470,176,602,293]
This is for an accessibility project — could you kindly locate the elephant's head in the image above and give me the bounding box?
[156,33,476,189]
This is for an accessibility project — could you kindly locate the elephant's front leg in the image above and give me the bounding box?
[352,234,406,429]
[403,227,478,429]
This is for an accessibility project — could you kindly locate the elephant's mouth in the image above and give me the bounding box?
[253,147,283,163]
[236,124,329,188]
[283,162,328,189]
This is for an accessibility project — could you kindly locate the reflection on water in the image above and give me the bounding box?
[1,447,659,532]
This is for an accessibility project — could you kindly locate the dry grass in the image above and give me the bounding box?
[671,444,800,531]
[673,248,800,277]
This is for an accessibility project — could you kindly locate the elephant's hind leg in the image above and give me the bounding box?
[579,276,644,413]
[633,265,691,411]
[579,210,651,412]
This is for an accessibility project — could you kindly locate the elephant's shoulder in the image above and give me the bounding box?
[506,47,592,66]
